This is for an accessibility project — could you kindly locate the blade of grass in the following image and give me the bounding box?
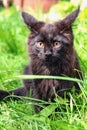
[15,75,83,83]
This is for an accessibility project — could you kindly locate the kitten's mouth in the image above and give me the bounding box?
[45,57,52,63]
[45,55,59,64]
[45,55,52,61]
[45,56,56,64]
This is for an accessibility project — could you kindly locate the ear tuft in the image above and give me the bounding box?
[63,7,80,26]
[22,11,38,28]
[22,11,45,33]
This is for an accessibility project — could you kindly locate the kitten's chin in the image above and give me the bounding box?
[45,56,59,65]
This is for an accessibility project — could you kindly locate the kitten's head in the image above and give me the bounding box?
[22,8,79,63]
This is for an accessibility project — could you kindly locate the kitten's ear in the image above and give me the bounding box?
[62,7,80,26]
[22,11,44,33]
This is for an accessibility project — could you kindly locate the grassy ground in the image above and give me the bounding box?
[0,1,87,130]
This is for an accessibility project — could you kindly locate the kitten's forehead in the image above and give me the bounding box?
[40,23,58,38]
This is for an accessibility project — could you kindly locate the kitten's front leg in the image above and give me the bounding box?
[0,90,9,100]
[0,86,30,101]
[23,64,35,90]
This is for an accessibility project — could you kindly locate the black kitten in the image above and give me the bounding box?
[0,8,82,112]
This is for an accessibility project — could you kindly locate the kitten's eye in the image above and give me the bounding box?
[36,42,44,48]
[53,42,61,48]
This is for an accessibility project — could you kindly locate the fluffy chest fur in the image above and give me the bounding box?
[31,53,77,101]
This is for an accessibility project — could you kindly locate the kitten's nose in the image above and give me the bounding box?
[45,51,52,57]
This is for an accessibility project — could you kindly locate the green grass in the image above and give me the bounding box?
[0,1,87,130]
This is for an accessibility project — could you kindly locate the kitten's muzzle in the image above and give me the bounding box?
[45,51,52,57]
[45,51,52,62]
